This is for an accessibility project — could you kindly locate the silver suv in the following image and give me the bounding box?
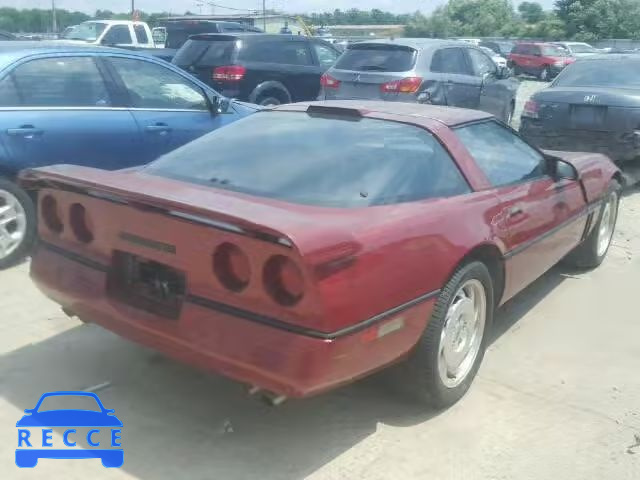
[320,39,519,124]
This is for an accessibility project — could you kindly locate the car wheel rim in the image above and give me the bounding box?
[597,192,618,258]
[437,279,486,389]
[0,189,27,260]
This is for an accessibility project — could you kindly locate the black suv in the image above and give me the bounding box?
[172,34,342,105]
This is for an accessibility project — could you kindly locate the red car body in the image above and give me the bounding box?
[21,102,620,399]
[509,42,575,79]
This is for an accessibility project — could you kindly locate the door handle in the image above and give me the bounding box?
[145,124,171,134]
[7,126,43,137]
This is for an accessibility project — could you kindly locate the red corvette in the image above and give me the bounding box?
[21,101,621,408]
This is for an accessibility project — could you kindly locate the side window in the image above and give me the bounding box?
[314,43,339,68]
[430,48,471,75]
[467,48,496,77]
[0,74,21,106]
[134,25,148,44]
[455,121,546,187]
[8,57,110,107]
[102,25,132,45]
[109,57,208,110]
[241,41,313,65]
[279,42,313,65]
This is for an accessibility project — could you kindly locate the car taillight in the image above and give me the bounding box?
[380,77,423,93]
[522,100,539,119]
[213,242,251,292]
[263,255,304,306]
[320,73,340,89]
[212,65,246,82]
[69,203,93,243]
[41,194,63,233]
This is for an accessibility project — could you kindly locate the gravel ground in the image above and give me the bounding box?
[1,82,639,480]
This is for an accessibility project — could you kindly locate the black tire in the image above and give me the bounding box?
[258,96,282,106]
[564,179,622,269]
[0,178,36,269]
[512,63,521,76]
[538,66,550,81]
[256,89,289,106]
[397,261,494,409]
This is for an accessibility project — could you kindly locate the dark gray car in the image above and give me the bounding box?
[519,55,640,164]
[320,39,519,123]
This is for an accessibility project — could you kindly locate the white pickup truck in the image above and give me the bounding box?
[61,20,155,48]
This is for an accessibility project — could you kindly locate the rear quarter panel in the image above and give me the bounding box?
[314,190,505,333]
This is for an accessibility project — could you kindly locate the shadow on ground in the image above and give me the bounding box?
[1,261,582,479]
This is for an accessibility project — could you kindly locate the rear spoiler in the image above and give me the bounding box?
[19,166,295,249]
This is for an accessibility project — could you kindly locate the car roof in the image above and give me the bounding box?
[573,53,640,61]
[274,100,493,126]
[0,41,155,67]
[190,33,306,41]
[347,38,471,50]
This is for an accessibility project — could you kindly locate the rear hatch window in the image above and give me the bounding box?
[334,44,417,72]
[164,21,222,49]
[172,37,237,67]
[146,111,469,208]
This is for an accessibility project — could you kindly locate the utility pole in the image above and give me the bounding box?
[262,0,266,31]
[51,0,57,33]
[131,0,135,17]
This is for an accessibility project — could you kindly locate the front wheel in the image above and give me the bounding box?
[0,178,36,269]
[398,261,494,408]
[564,179,621,268]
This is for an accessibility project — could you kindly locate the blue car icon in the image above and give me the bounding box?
[16,391,123,468]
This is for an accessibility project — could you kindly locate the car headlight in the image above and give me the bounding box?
[553,60,565,67]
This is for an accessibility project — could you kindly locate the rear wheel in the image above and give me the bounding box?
[397,261,494,408]
[256,89,289,106]
[564,180,621,268]
[0,178,36,269]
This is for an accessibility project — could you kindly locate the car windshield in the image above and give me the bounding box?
[554,60,640,88]
[541,45,568,57]
[334,44,417,72]
[145,111,469,207]
[36,395,102,412]
[63,22,107,41]
[569,43,597,53]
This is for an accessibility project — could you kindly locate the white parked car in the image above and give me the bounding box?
[60,20,155,48]
[551,42,600,57]
[480,46,507,69]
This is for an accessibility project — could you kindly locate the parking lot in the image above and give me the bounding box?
[1,78,639,479]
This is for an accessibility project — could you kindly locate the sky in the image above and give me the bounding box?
[6,0,557,15]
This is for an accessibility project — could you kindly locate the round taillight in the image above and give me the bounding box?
[41,195,63,233]
[213,242,251,292]
[69,203,93,243]
[263,255,304,306]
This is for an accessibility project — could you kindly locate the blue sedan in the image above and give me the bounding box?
[0,42,257,268]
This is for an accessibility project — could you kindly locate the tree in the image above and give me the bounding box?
[555,0,640,40]
[518,1,544,23]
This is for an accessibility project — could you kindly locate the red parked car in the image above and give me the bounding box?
[509,42,575,80]
[21,102,621,408]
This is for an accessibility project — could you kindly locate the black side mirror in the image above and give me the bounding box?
[549,156,579,180]
[497,66,511,79]
[209,95,231,115]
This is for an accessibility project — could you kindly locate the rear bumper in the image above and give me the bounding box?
[520,119,640,163]
[31,244,434,398]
